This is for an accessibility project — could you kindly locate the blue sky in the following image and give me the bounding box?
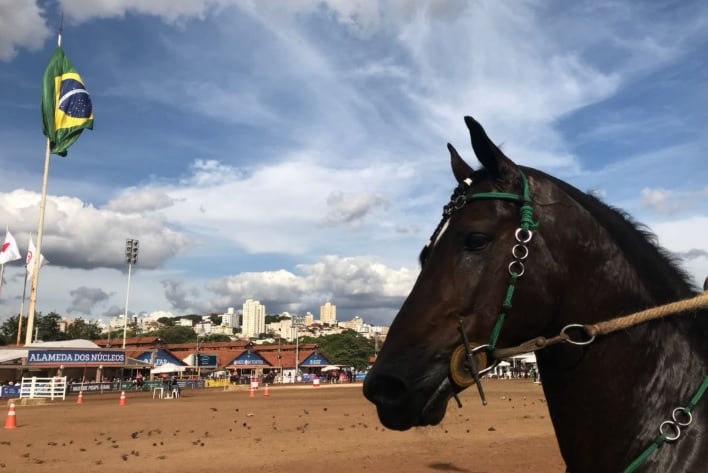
[0,0,706,327]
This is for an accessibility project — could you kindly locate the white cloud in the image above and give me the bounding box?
[652,216,708,253]
[323,191,389,226]
[0,189,190,270]
[67,286,112,314]
[161,279,201,313]
[652,216,708,288]
[641,187,708,216]
[105,188,176,213]
[0,1,50,60]
[641,188,676,214]
[61,0,223,23]
[204,255,416,323]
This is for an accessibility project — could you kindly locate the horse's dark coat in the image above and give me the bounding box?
[363,117,707,473]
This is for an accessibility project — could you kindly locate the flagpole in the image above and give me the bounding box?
[16,269,28,345]
[0,225,6,298]
[25,138,52,346]
[25,19,62,346]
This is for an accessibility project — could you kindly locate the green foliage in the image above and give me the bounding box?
[302,330,374,371]
[36,312,67,341]
[203,333,231,342]
[0,315,24,345]
[264,314,282,324]
[180,314,203,324]
[4,311,68,342]
[157,316,175,326]
[150,325,198,344]
[65,318,103,340]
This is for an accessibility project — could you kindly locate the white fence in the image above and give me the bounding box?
[19,376,67,400]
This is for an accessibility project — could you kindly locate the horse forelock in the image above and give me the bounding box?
[419,169,499,266]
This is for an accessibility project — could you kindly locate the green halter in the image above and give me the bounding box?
[445,171,538,405]
[454,171,538,349]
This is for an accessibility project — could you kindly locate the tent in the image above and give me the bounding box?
[150,362,186,374]
[510,352,537,364]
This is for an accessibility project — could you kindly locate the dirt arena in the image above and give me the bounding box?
[0,379,564,472]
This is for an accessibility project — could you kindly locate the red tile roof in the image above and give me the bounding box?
[92,338,324,370]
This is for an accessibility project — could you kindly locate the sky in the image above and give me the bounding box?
[0,0,706,328]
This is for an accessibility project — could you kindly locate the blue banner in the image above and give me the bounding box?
[230,351,268,366]
[197,354,217,367]
[27,349,125,365]
[134,349,183,367]
[0,385,20,397]
[300,352,330,366]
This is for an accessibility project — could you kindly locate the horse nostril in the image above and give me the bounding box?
[364,373,409,407]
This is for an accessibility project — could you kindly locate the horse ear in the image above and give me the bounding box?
[448,143,474,184]
[464,116,516,179]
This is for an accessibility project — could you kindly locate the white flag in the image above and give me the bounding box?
[26,234,48,281]
[0,229,22,265]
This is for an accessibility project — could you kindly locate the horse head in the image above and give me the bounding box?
[364,116,573,429]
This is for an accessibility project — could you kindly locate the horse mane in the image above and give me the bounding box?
[532,167,697,301]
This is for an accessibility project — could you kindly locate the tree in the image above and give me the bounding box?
[66,318,103,340]
[35,312,67,342]
[302,330,374,371]
[151,325,198,344]
[180,314,203,325]
[203,333,231,343]
[157,316,175,326]
[0,315,25,345]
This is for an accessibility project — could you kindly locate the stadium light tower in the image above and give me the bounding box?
[121,238,138,349]
[293,315,304,381]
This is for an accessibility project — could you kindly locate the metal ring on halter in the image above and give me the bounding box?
[560,324,596,346]
[515,228,533,244]
[659,420,681,442]
[468,344,499,377]
[508,260,525,277]
[453,195,467,210]
[672,407,693,427]
[512,244,529,260]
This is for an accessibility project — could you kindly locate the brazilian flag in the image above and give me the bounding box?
[41,46,93,157]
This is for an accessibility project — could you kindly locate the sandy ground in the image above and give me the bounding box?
[0,379,564,473]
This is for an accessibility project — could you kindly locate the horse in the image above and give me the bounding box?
[363,116,708,472]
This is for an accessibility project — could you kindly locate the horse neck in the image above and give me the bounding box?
[538,316,707,472]
[535,246,708,471]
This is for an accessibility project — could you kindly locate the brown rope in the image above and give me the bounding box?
[491,291,708,360]
[585,291,708,337]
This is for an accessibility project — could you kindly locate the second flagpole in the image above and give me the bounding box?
[16,267,29,346]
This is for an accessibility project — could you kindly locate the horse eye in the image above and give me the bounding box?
[464,232,491,251]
